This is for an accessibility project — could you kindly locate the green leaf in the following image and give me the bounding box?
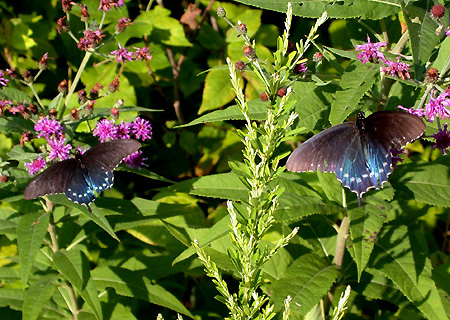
[329,62,378,125]
[45,194,118,240]
[0,218,16,234]
[139,7,191,47]
[0,87,32,103]
[371,225,447,319]
[53,249,102,320]
[199,68,238,114]
[18,212,49,287]
[0,288,23,310]
[23,274,58,320]
[92,266,194,318]
[172,215,230,265]
[269,253,340,316]
[392,158,450,207]
[163,172,248,201]
[178,99,268,127]
[404,2,442,77]
[347,203,387,281]
[291,81,337,131]
[233,0,401,19]
[432,36,450,78]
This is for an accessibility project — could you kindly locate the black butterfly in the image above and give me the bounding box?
[24,139,141,212]
[286,111,426,206]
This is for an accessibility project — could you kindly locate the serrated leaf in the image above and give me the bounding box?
[391,158,450,207]
[269,253,340,316]
[234,0,401,19]
[18,212,49,287]
[53,249,102,320]
[371,225,447,319]
[329,62,378,125]
[92,266,193,318]
[291,81,337,131]
[22,274,58,320]
[347,203,387,281]
[199,68,238,114]
[0,87,32,103]
[404,3,442,78]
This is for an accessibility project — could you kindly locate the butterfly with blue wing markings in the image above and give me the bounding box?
[286,111,426,206]
[24,139,141,212]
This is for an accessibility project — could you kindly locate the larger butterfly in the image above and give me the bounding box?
[286,111,426,205]
[24,139,141,212]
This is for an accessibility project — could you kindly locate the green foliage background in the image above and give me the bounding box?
[0,0,449,319]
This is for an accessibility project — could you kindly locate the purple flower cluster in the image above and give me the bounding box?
[24,156,47,175]
[99,0,124,12]
[93,117,152,169]
[94,117,152,143]
[0,70,9,87]
[25,115,151,175]
[431,124,450,155]
[355,36,410,80]
[399,89,450,123]
[78,29,105,51]
[110,45,152,63]
[355,36,387,64]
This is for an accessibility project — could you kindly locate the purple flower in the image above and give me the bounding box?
[111,44,134,63]
[390,147,404,170]
[293,62,307,75]
[131,117,152,141]
[8,102,26,115]
[78,29,105,51]
[25,156,47,175]
[35,116,63,139]
[133,47,152,61]
[48,136,72,162]
[397,105,425,117]
[355,35,387,64]
[447,26,450,36]
[124,151,147,169]
[93,119,118,142]
[0,70,9,87]
[425,90,450,122]
[99,0,124,11]
[431,124,450,155]
[382,58,411,80]
[115,121,131,139]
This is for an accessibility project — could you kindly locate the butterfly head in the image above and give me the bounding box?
[356,111,366,133]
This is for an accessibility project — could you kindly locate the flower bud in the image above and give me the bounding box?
[260,92,268,102]
[277,87,287,97]
[58,79,68,94]
[70,108,79,121]
[81,5,90,22]
[77,89,87,104]
[235,60,245,71]
[431,4,445,19]
[111,107,119,120]
[313,52,323,62]
[217,7,226,18]
[39,52,49,71]
[243,45,255,59]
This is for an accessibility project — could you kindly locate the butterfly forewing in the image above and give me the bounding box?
[286,123,355,173]
[365,111,426,149]
[24,159,77,200]
[83,139,141,171]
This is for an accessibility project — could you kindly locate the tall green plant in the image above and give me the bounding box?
[193,4,328,319]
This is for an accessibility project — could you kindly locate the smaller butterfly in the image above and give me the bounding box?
[286,111,426,206]
[24,139,141,212]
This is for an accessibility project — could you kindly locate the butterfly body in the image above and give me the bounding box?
[286,111,425,205]
[24,139,141,211]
